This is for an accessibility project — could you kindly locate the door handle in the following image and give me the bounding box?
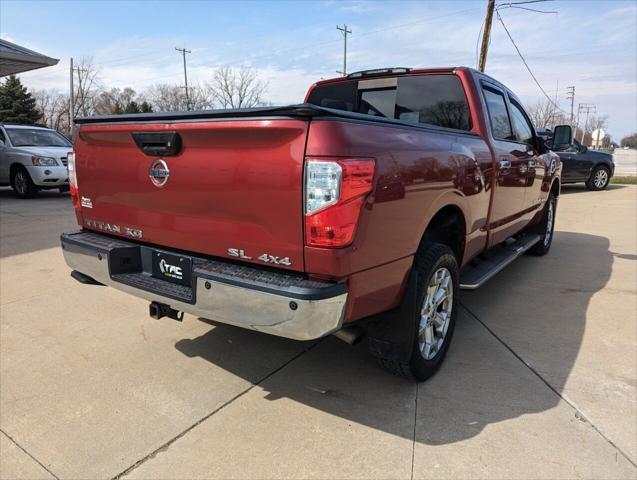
[499,159,511,169]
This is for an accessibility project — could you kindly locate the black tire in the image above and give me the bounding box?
[528,193,556,256]
[375,243,459,381]
[586,165,610,191]
[11,167,38,198]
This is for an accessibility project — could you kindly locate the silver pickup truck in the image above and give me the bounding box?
[0,123,71,198]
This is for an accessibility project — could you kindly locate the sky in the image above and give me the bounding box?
[1,0,636,139]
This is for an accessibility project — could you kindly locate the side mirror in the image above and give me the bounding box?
[551,124,572,151]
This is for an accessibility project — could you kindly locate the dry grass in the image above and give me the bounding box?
[610,176,637,185]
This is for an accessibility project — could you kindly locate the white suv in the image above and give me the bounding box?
[0,124,72,198]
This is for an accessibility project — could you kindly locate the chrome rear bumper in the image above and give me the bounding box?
[61,231,347,341]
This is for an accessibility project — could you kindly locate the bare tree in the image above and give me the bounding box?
[145,83,211,112]
[208,67,268,109]
[584,114,609,147]
[526,100,555,129]
[620,133,637,149]
[73,57,101,118]
[93,87,138,115]
[145,84,185,112]
[33,89,71,136]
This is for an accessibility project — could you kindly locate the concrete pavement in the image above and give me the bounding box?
[0,185,635,479]
[613,149,637,177]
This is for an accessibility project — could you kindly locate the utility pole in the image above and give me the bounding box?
[69,57,74,137]
[336,24,352,76]
[550,80,559,127]
[478,0,496,72]
[175,47,191,110]
[578,103,596,144]
[566,86,575,129]
[69,59,88,138]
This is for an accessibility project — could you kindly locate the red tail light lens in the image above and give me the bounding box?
[305,158,375,248]
[67,151,80,209]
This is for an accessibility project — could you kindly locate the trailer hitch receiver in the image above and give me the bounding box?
[149,301,184,322]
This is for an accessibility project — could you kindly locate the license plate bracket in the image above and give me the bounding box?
[151,250,193,286]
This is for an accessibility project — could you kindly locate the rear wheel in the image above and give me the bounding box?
[11,167,38,198]
[374,243,459,381]
[586,165,610,191]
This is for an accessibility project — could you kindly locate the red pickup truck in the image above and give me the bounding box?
[61,67,567,381]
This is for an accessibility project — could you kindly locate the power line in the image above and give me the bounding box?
[498,0,556,6]
[475,17,486,68]
[503,5,558,14]
[495,10,568,115]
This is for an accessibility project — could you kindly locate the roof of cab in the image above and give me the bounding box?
[313,66,467,88]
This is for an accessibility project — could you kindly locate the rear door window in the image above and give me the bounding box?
[483,87,514,141]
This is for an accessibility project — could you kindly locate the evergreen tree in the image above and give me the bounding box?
[0,75,42,124]
[124,100,141,114]
[140,101,153,113]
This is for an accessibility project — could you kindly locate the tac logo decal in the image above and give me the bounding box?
[159,258,183,280]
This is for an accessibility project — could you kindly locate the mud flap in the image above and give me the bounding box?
[366,267,418,363]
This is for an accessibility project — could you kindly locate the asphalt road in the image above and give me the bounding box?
[0,185,635,479]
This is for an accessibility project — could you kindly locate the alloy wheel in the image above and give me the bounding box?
[594,169,608,189]
[544,200,554,247]
[14,172,27,195]
[418,267,453,360]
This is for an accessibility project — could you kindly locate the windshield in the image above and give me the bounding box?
[5,128,71,147]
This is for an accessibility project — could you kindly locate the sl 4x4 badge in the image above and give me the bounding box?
[227,248,292,266]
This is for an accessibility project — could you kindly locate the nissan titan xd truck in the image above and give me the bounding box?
[61,67,567,381]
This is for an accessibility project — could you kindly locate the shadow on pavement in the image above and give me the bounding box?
[175,231,612,446]
[0,187,76,258]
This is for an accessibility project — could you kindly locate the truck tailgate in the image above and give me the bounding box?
[74,119,308,271]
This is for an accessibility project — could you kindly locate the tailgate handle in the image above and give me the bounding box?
[132,132,182,157]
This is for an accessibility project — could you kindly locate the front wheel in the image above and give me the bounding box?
[11,168,38,198]
[374,243,459,381]
[528,193,556,256]
[586,165,610,191]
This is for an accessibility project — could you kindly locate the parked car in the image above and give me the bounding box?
[0,124,72,198]
[60,66,567,381]
[537,128,614,190]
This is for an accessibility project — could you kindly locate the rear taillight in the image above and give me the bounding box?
[305,158,375,248]
[67,151,80,208]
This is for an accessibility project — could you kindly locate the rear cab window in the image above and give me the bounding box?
[307,74,472,131]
